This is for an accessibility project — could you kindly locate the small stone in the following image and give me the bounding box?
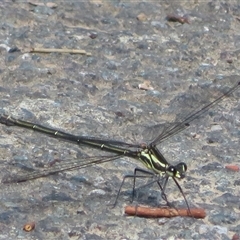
[137,13,147,22]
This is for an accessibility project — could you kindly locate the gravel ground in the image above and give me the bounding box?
[0,1,240,240]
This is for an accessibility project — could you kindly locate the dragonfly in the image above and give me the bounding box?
[0,81,239,213]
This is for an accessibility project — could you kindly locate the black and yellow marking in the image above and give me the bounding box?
[0,81,239,212]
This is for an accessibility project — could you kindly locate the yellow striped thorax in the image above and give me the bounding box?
[138,147,187,179]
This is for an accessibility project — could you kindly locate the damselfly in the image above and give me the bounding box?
[0,81,239,212]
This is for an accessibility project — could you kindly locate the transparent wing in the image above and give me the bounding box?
[147,79,240,146]
[2,154,123,183]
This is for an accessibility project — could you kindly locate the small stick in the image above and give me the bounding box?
[30,48,92,56]
[125,206,206,219]
[166,14,190,24]
[225,165,239,172]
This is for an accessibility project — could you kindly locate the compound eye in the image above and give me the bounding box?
[176,162,187,173]
[183,163,187,172]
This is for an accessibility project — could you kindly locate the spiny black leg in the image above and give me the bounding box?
[112,168,155,207]
[132,168,155,203]
[172,177,192,217]
[112,174,136,208]
[156,177,173,207]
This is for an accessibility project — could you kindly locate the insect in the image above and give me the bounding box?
[1,81,239,213]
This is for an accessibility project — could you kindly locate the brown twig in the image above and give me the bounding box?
[166,14,190,24]
[30,48,92,56]
[125,206,206,219]
[225,164,240,172]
